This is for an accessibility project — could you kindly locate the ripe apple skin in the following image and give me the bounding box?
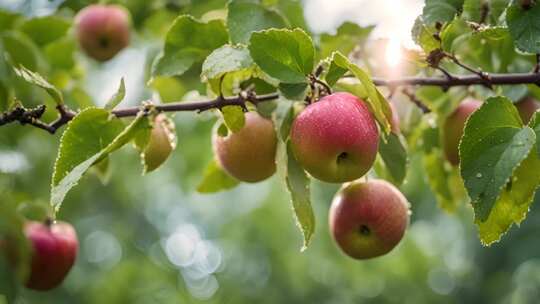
[515,97,540,123]
[442,98,482,165]
[75,5,130,62]
[24,221,78,291]
[329,179,410,260]
[213,111,277,183]
[290,92,379,183]
[144,114,175,172]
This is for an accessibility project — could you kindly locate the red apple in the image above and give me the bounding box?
[442,98,482,165]
[329,179,410,259]
[24,220,78,291]
[75,5,130,62]
[290,92,379,183]
[213,111,277,183]
[515,96,539,123]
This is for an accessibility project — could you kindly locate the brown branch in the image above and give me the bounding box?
[402,88,431,114]
[5,71,540,134]
[0,92,279,133]
[371,72,540,87]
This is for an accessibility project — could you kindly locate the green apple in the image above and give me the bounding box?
[290,92,379,183]
[213,111,277,183]
[442,98,482,165]
[329,179,410,260]
[24,220,78,291]
[75,5,130,61]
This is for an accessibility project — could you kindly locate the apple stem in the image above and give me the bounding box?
[44,217,54,228]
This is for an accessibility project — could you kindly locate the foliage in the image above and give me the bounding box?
[1,0,540,303]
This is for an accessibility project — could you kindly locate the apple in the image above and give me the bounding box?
[213,111,277,183]
[515,96,540,123]
[290,92,379,183]
[442,98,482,165]
[24,220,78,291]
[143,114,176,173]
[75,4,130,62]
[329,179,410,260]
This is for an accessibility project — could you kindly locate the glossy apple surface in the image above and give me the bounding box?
[329,179,410,260]
[213,112,277,183]
[25,221,78,291]
[290,92,379,183]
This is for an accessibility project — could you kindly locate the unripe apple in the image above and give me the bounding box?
[290,92,379,183]
[143,114,176,173]
[213,111,277,183]
[442,98,482,165]
[24,220,78,291]
[515,97,539,123]
[75,5,130,62]
[329,179,410,260]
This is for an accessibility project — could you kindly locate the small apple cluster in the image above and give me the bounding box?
[213,92,411,260]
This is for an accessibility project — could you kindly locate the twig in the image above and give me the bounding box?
[6,69,540,134]
[534,54,540,73]
[402,88,431,113]
[370,72,540,87]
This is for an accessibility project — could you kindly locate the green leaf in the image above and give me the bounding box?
[267,0,308,30]
[278,82,308,100]
[249,28,314,83]
[325,57,348,87]
[440,17,469,52]
[152,15,228,77]
[221,105,246,133]
[319,22,374,59]
[460,96,536,223]
[1,31,41,72]
[104,78,126,110]
[378,133,408,185]
[227,0,287,44]
[201,45,254,81]
[51,109,148,211]
[422,0,464,25]
[13,65,63,105]
[201,44,259,94]
[44,37,76,70]
[476,147,540,245]
[507,2,540,53]
[197,159,240,193]
[0,10,20,31]
[284,141,315,251]
[329,52,392,134]
[19,16,71,46]
[411,17,440,53]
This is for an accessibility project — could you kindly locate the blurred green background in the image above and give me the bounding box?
[1,0,540,303]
